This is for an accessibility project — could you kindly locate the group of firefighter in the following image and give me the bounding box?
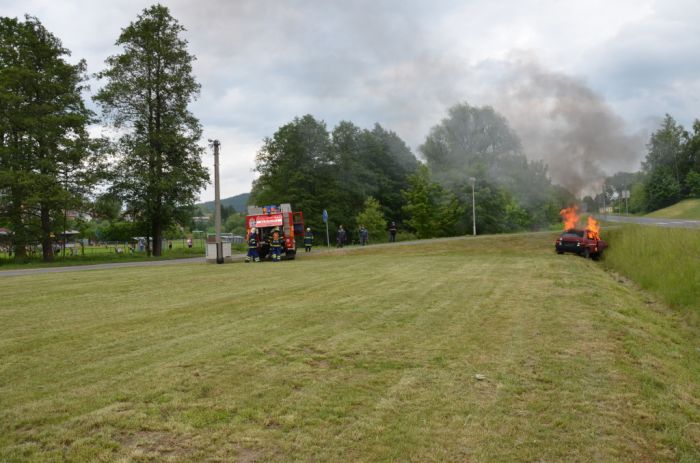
[245,221,398,263]
[245,227,283,263]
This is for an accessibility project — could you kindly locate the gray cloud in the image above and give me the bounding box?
[4,0,699,200]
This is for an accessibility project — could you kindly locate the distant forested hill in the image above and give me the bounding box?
[197,192,250,214]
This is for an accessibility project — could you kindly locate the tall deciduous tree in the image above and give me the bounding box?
[251,116,418,234]
[251,115,334,233]
[94,4,208,256]
[0,16,95,261]
[420,102,560,229]
[643,115,689,186]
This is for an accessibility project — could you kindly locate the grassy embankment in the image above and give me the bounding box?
[646,198,700,219]
[1,233,699,462]
[602,225,700,315]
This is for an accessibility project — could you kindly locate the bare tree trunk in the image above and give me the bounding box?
[152,220,162,256]
[10,188,26,260]
[40,204,54,262]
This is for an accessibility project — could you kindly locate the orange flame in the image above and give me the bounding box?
[559,206,580,230]
[587,216,601,240]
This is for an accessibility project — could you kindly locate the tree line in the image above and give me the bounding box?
[251,103,573,242]
[595,115,700,214]
[0,6,208,261]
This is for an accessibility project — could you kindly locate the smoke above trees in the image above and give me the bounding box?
[492,57,645,196]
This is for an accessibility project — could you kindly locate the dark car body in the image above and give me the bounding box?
[555,229,607,259]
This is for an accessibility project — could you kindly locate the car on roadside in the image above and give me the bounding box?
[555,229,607,260]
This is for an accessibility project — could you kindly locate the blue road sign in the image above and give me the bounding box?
[322,209,328,223]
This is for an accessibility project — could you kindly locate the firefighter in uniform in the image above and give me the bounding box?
[270,228,283,262]
[246,228,260,263]
[304,227,313,252]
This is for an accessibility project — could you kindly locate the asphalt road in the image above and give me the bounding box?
[600,214,700,229]
[0,256,208,278]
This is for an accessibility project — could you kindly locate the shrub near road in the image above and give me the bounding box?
[1,234,698,461]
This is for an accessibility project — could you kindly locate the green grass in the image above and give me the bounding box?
[646,198,700,219]
[1,234,699,461]
[602,225,700,314]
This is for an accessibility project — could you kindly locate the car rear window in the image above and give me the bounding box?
[562,230,584,238]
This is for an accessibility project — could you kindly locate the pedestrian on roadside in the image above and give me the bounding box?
[388,221,397,243]
[246,228,260,263]
[337,225,346,248]
[187,238,192,249]
[304,227,313,252]
[359,225,369,246]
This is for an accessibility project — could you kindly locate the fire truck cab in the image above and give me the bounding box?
[246,203,304,260]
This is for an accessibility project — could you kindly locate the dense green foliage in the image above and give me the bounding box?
[604,115,700,214]
[251,104,575,241]
[251,116,418,239]
[401,165,460,238]
[94,5,208,256]
[420,103,566,233]
[0,16,97,261]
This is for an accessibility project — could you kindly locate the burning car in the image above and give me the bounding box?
[555,208,607,260]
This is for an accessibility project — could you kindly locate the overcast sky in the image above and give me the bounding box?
[4,0,700,200]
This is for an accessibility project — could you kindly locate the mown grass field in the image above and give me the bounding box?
[1,233,699,462]
[646,198,700,219]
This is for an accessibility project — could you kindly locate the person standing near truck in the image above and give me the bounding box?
[270,229,283,262]
[304,227,313,252]
[246,228,260,263]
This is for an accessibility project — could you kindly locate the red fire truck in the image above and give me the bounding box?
[245,204,304,260]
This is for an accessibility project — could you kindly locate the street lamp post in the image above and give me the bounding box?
[469,177,476,236]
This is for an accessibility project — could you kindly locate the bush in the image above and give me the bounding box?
[396,231,417,242]
[356,197,388,244]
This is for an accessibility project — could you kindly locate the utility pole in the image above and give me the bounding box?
[619,189,623,215]
[470,177,476,236]
[213,140,223,264]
